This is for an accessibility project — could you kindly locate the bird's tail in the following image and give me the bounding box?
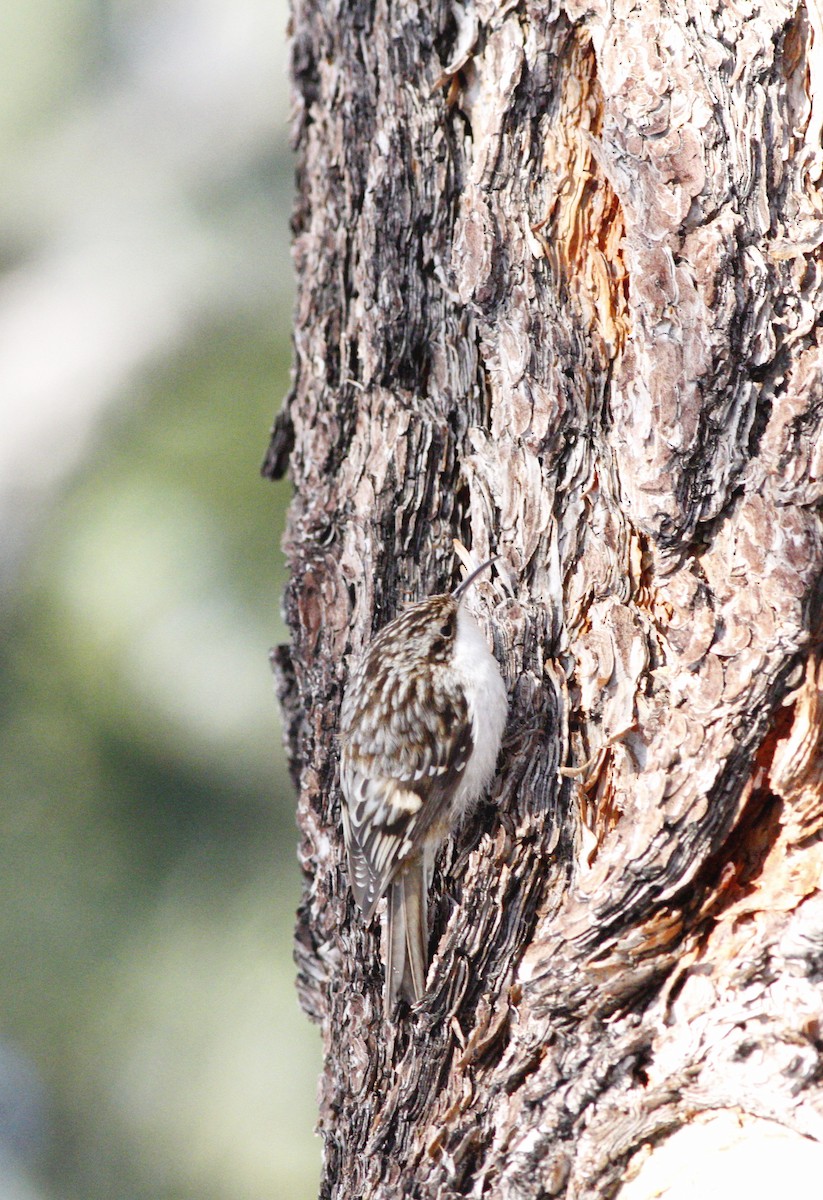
[385,858,428,1016]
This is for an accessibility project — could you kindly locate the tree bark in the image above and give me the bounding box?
[264,0,823,1196]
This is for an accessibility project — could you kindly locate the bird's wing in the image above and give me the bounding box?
[340,683,472,921]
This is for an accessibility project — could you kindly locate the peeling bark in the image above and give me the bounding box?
[265,0,823,1196]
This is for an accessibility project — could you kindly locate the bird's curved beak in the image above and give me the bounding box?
[452,555,499,601]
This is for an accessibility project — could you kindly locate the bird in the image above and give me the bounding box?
[339,557,508,1016]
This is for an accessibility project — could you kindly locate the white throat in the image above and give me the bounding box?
[450,604,508,816]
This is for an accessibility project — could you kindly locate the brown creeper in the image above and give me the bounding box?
[339,558,508,1016]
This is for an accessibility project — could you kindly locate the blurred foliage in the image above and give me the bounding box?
[0,2,322,1195]
[0,2,96,158]
[0,325,319,1197]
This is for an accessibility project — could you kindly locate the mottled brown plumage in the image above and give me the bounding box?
[339,560,508,1015]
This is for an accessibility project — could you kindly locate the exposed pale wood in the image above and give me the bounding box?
[265,0,823,1195]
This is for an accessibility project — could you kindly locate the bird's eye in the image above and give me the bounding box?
[440,618,454,637]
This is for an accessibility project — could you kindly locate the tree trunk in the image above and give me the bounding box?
[264,0,823,1195]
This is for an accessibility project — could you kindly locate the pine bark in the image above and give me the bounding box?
[264,0,823,1196]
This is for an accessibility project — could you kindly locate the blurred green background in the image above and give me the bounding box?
[0,2,321,1198]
